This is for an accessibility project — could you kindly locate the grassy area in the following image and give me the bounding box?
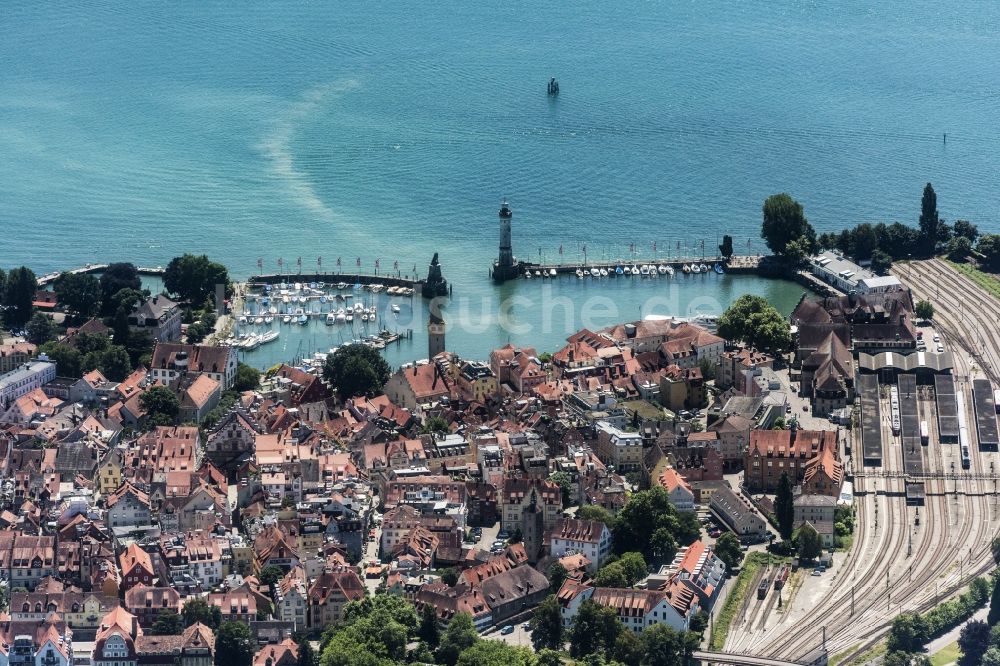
[931,641,962,666]
[946,260,1000,301]
[828,644,859,666]
[708,552,772,650]
[848,641,887,666]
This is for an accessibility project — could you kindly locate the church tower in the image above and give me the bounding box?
[492,201,518,282]
[428,310,446,359]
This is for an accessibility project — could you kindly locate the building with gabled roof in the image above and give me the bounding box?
[149,342,238,390]
[547,518,612,573]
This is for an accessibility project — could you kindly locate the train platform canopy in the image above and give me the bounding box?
[905,482,926,506]
[858,351,954,376]
[858,374,883,465]
[972,379,999,451]
[935,375,959,442]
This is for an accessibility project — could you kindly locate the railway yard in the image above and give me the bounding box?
[723,259,1000,664]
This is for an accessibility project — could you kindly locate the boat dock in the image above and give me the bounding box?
[514,254,763,279]
[37,263,165,286]
[248,271,422,290]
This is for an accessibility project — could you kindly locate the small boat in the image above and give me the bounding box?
[269,306,278,315]
[263,315,273,324]
[714,263,725,274]
[525,270,532,279]
[615,266,624,275]
[630,265,641,275]
[535,270,542,277]
[576,269,585,278]
[354,303,364,313]
[682,264,691,274]
[547,77,560,95]
[238,315,248,325]
[599,268,609,277]
[326,313,336,325]
[691,264,702,274]
[259,330,279,345]
[590,267,600,277]
[282,315,291,324]
[336,282,348,290]
[391,304,401,314]
[700,263,709,272]
[294,282,302,291]
[549,268,557,277]
[254,316,264,325]
[298,314,308,324]
[320,295,327,304]
[657,265,668,275]
[345,313,353,323]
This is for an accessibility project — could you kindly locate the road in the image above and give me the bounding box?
[724,260,1000,662]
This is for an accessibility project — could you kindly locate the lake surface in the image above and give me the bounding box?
[4,2,998,366]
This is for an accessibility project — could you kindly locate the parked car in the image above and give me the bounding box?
[522,622,532,630]
[501,625,514,635]
[937,344,944,352]
[933,334,940,342]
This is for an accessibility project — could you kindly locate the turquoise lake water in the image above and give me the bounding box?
[3,2,999,367]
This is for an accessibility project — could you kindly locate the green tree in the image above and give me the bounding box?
[549,471,574,507]
[870,249,893,275]
[612,628,644,665]
[641,623,698,666]
[186,321,209,344]
[761,193,816,258]
[947,235,972,262]
[323,344,392,399]
[341,595,417,633]
[258,565,284,589]
[976,234,1000,272]
[548,562,569,593]
[126,330,154,368]
[418,602,440,647]
[99,263,142,315]
[775,471,795,541]
[714,532,744,570]
[441,567,460,586]
[719,235,734,260]
[531,594,564,651]
[3,267,37,328]
[437,612,479,666]
[795,523,822,561]
[887,612,928,654]
[98,345,132,382]
[150,609,183,635]
[612,486,699,561]
[594,562,629,588]
[182,597,222,630]
[455,641,535,666]
[568,599,624,659]
[959,620,991,666]
[164,253,230,305]
[849,223,879,261]
[233,362,261,392]
[54,272,102,321]
[38,342,82,378]
[915,300,934,322]
[26,313,54,345]
[988,577,1000,626]
[616,552,648,586]
[576,504,617,529]
[215,621,253,666]
[508,526,523,544]
[421,415,450,434]
[297,639,318,666]
[983,647,1000,666]
[717,294,792,352]
[954,220,979,243]
[141,386,180,426]
[919,183,941,256]
[536,650,563,666]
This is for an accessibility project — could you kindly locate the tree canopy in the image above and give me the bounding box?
[795,523,822,561]
[919,183,941,256]
[215,621,254,666]
[713,532,744,571]
[531,594,564,651]
[915,300,934,322]
[150,609,183,635]
[54,271,102,321]
[2,266,37,328]
[233,362,261,392]
[612,486,700,563]
[140,385,180,427]
[977,234,1000,272]
[99,263,142,315]
[163,253,230,305]
[761,193,815,259]
[323,344,392,399]
[775,471,795,541]
[26,313,54,345]
[182,597,221,630]
[436,612,479,666]
[717,294,792,352]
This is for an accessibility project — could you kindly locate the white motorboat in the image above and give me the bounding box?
[665,265,675,276]
[630,265,641,275]
[691,263,702,274]
[525,270,532,278]
[682,264,691,274]
[297,314,308,324]
[599,268,609,277]
[263,315,273,324]
[657,265,668,275]
[575,269,585,278]
[391,304,401,313]
[590,267,600,277]
[259,330,279,345]
[282,315,291,324]
[549,268,557,277]
[238,315,248,324]
[326,313,336,325]
[345,313,353,323]
[269,306,278,314]
[254,316,264,325]
[700,263,709,272]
